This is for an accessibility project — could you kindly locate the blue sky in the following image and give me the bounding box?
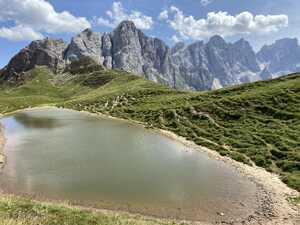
[0,0,299,68]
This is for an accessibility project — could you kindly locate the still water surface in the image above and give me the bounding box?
[0,108,258,220]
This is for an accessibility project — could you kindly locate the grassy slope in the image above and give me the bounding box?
[0,196,176,225]
[62,69,300,191]
[0,66,299,224]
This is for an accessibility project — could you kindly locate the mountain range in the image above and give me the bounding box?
[1,20,300,90]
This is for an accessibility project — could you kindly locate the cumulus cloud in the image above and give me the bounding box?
[0,0,91,41]
[171,35,182,43]
[161,6,288,40]
[0,25,44,41]
[158,10,169,21]
[95,2,153,30]
[200,0,213,6]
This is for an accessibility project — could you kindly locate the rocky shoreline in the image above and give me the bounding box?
[159,130,300,225]
[0,107,299,225]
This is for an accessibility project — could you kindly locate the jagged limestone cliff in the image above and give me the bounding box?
[1,21,300,90]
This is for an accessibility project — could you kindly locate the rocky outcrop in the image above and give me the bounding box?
[65,28,103,65]
[65,21,180,88]
[110,21,178,87]
[171,36,261,90]
[257,38,300,77]
[1,38,67,82]
[2,21,300,90]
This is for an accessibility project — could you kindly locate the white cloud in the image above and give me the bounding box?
[0,0,91,41]
[0,25,44,41]
[171,35,182,43]
[95,2,153,30]
[161,6,288,40]
[158,10,169,21]
[200,0,213,6]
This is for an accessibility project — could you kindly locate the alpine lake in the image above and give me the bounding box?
[0,108,259,221]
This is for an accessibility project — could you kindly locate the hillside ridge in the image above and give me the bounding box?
[0,64,299,192]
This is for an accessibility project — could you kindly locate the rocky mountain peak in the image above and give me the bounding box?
[114,20,137,33]
[274,38,298,48]
[207,35,226,47]
[111,20,144,75]
[234,38,251,48]
[28,38,66,53]
[257,38,300,76]
[65,28,103,64]
[232,38,260,73]
[259,38,299,56]
[1,20,300,90]
[81,28,94,34]
[1,37,67,82]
